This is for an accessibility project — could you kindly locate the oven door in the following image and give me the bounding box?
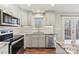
[10,37,24,54]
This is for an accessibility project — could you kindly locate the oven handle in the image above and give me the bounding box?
[11,37,24,45]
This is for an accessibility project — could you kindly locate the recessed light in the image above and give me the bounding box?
[51,3,54,6]
[27,4,31,6]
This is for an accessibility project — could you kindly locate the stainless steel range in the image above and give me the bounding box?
[0,29,24,54]
[0,29,13,42]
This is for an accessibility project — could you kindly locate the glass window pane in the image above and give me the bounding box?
[65,19,71,40]
[35,17,43,28]
[76,20,79,39]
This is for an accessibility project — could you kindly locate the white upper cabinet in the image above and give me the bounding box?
[21,11,32,26]
[27,11,32,26]
[0,5,21,26]
[0,4,21,18]
[45,12,55,26]
[21,10,27,26]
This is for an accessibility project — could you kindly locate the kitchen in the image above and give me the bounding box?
[0,4,79,54]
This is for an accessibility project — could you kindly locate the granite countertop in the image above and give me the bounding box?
[56,41,79,54]
[13,35,24,41]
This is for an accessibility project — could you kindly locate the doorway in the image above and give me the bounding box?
[63,16,79,44]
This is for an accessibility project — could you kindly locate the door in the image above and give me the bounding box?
[63,16,79,44]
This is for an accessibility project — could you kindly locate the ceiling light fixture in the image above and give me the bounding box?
[51,3,54,6]
[27,4,31,6]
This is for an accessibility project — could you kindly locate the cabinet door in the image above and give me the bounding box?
[38,38,45,47]
[45,12,55,26]
[25,35,32,48]
[31,35,45,48]
[31,35,39,47]
[38,35,45,47]
[21,10,27,26]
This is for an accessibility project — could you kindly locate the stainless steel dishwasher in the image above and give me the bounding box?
[46,34,56,48]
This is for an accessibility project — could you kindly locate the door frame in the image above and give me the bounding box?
[62,16,72,44]
[62,16,79,44]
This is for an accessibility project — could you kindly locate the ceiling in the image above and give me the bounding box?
[17,4,79,13]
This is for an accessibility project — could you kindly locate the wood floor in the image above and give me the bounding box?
[23,48,56,54]
[18,44,67,54]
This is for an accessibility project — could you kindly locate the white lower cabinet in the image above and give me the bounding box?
[25,34,45,48]
[0,44,8,54]
[25,34,56,48]
[31,35,45,48]
[31,38,38,47]
[25,35,32,48]
[38,37,45,47]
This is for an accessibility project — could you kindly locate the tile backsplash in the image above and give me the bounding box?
[0,26,22,34]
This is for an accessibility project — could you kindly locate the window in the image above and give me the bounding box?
[34,17,43,28]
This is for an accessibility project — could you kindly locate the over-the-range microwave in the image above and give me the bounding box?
[0,9,20,26]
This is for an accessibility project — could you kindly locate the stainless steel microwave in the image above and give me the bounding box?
[0,9,20,26]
